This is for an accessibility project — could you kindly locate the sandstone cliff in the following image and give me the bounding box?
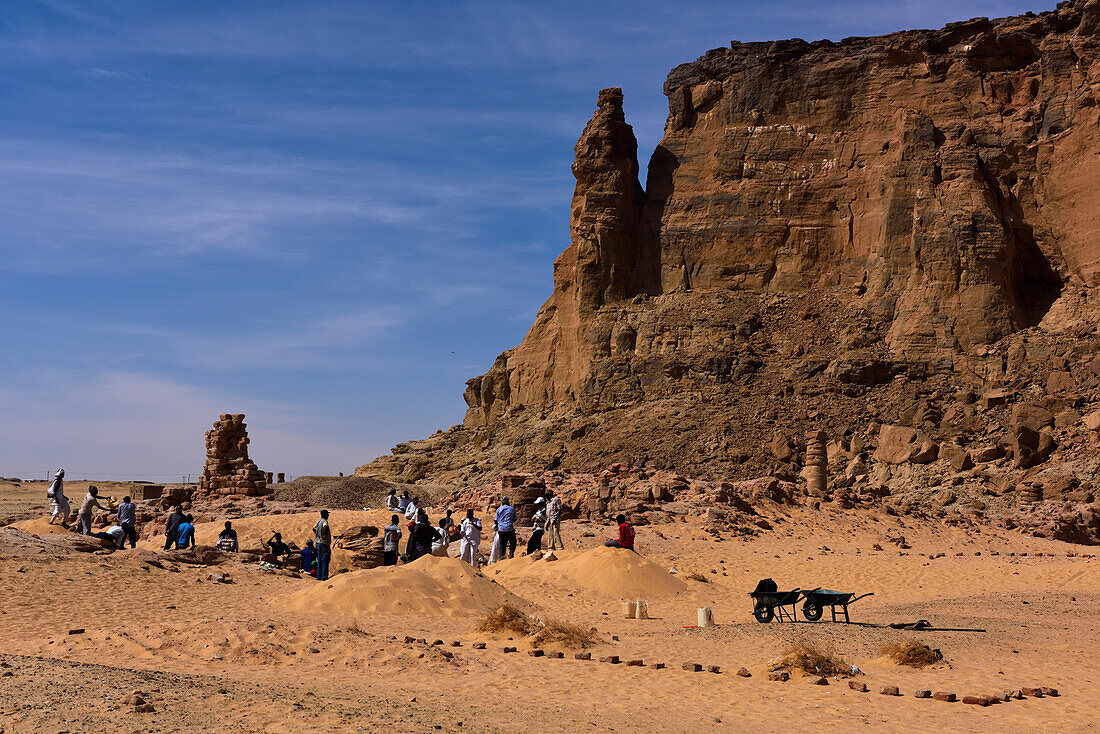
[359,1,1100,505]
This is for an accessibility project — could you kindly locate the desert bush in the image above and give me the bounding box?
[529,619,600,649]
[768,641,850,676]
[880,640,943,667]
[686,571,711,583]
[477,605,534,635]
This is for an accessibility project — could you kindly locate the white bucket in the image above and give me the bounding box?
[622,600,638,619]
[635,600,649,619]
[697,606,714,627]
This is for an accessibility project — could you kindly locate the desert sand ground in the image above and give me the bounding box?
[0,482,1096,733]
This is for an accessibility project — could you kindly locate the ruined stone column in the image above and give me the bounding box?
[801,430,828,496]
[195,413,271,499]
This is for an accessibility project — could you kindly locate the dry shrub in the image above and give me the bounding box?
[880,640,943,667]
[477,605,534,635]
[768,641,850,676]
[529,619,600,650]
[686,571,711,583]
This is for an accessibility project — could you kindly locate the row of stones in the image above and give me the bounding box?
[770,671,1059,706]
[402,637,1061,706]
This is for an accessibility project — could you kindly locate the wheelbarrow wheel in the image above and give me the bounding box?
[802,602,823,622]
[753,604,774,623]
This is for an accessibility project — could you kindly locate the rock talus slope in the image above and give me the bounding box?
[359,1,1100,539]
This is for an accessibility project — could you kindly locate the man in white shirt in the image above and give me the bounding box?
[545,490,564,550]
[383,514,402,566]
[404,496,420,521]
[460,509,482,568]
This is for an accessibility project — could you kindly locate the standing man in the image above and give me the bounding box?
[77,486,108,535]
[526,498,546,555]
[116,495,138,549]
[383,514,402,566]
[313,509,332,581]
[545,489,564,551]
[494,497,517,559]
[46,469,70,527]
[163,506,185,550]
[459,509,482,568]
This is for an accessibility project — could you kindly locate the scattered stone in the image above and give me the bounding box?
[528,649,545,657]
[472,642,486,650]
[933,692,957,702]
[849,681,868,692]
[962,695,992,706]
[626,659,644,667]
[1021,687,1043,697]
[1003,689,1022,700]
[769,671,789,682]
[67,629,85,635]
[914,690,931,699]
[880,685,900,696]
[133,704,156,714]
[431,639,443,646]
[546,651,564,659]
[682,663,703,672]
[450,641,461,647]
[653,663,666,669]
[736,667,752,678]
[707,665,721,674]
[809,676,828,685]
[1040,687,1059,697]
[502,647,517,653]
[574,652,591,660]
[600,655,620,664]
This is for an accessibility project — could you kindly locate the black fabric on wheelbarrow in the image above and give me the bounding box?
[753,578,778,594]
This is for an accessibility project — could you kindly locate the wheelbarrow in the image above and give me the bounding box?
[749,578,814,623]
[800,589,874,623]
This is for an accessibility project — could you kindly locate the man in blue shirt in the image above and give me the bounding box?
[116,495,138,549]
[175,515,196,550]
[494,498,517,559]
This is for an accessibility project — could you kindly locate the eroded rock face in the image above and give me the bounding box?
[360,1,1100,489]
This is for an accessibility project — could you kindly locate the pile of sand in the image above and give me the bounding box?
[284,554,528,618]
[491,546,688,599]
[6,517,73,536]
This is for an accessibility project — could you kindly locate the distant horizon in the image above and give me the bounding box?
[0,0,1049,478]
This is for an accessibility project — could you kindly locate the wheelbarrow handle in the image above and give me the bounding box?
[849,592,874,603]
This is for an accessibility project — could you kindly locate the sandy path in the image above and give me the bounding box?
[1,503,1095,733]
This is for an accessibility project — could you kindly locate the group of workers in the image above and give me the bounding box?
[42,468,636,575]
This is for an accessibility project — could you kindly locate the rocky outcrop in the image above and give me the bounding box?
[359,2,1100,506]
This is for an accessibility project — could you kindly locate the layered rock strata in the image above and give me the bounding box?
[359,2,1100,539]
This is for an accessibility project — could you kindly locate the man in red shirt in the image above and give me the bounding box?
[605,514,635,551]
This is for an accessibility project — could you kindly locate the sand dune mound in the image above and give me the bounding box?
[6,516,74,536]
[284,554,528,618]
[492,546,688,599]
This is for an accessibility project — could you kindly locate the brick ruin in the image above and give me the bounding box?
[196,414,270,497]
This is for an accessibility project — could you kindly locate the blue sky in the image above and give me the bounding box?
[0,0,1044,480]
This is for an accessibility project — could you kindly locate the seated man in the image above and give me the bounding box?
[216,521,239,552]
[604,514,635,552]
[261,531,291,566]
[175,515,196,550]
[300,539,317,577]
